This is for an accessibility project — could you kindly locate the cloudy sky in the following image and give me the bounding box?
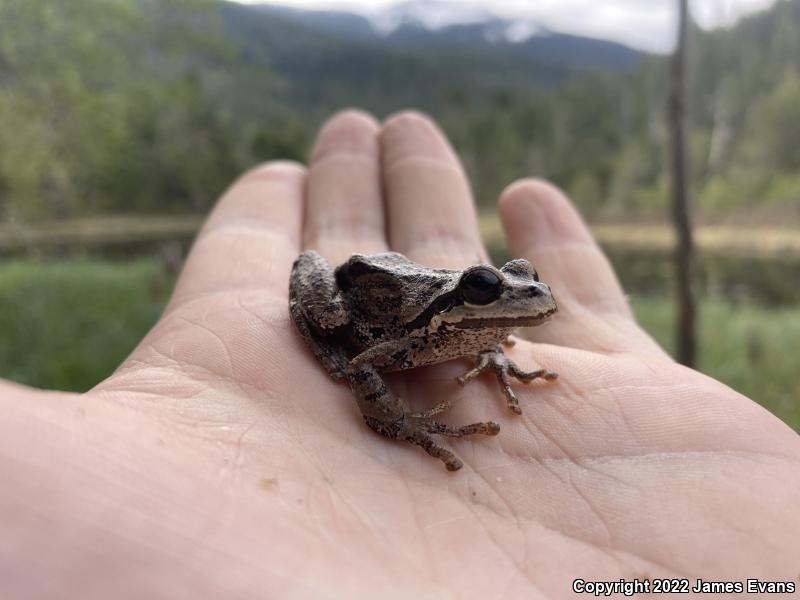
[231,0,778,52]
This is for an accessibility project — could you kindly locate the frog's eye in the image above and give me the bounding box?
[460,268,502,305]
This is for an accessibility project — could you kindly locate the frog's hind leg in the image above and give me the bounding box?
[458,345,557,415]
[289,250,350,380]
[353,365,498,472]
[288,299,349,380]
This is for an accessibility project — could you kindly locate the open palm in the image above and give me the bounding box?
[3,111,799,599]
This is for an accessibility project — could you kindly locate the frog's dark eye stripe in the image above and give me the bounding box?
[460,268,502,305]
[406,292,459,332]
[433,295,454,314]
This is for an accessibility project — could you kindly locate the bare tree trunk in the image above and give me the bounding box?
[669,0,697,367]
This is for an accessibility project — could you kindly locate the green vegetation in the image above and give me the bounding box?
[633,296,800,431]
[1,0,799,223]
[0,0,244,221]
[1,260,796,432]
[0,260,169,391]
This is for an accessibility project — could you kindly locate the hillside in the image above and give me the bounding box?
[248,1,642,70]
[218,1,642,116]
[0,0,798,224]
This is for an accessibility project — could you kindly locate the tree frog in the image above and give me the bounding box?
[289,251,558,471]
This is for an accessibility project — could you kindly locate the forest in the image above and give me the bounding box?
[1,0,799,224]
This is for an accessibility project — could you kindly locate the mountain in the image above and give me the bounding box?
[249,4,377,41]
[368,0,496,34]
[3,0,798,225]
[381,21,641,71]
[243,0,643,72]
[219,0,644,117]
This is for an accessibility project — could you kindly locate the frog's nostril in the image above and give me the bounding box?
[528,286,543,297]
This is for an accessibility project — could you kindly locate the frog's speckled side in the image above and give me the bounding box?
[288,251,558,471]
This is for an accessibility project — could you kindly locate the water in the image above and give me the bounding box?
[606,249,800,306]
[489,243,800,307]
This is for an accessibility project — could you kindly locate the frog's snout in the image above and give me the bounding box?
[527,285,544,298]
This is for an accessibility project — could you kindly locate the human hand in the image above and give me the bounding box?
[2,110,799,599]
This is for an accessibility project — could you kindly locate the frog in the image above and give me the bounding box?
[288,250,558,471]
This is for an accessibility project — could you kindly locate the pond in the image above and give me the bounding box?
[489,244,800,307]
[606,248,800,307]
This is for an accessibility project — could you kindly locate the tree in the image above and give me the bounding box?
[668,0,697,367]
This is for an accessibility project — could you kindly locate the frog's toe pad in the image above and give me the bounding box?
[446,458,464,471]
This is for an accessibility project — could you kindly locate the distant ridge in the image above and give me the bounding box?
[244,1,643,72]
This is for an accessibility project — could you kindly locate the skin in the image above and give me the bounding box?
[1,110,799,599]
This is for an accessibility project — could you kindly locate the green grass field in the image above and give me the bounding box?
[1,259,798,431]
[0,260,169,391]
[632,297,800,430]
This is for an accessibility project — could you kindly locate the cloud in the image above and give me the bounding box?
[231,0,778,52]
[439,0,777,52]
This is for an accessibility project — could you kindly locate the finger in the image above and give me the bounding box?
[500,178,629,316]
[380,111,487,269]
[304,109,387,265]
[165,161,305,313]
[499,179,669,357]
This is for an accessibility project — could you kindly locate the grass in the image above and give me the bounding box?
[632,296,800,431]
[0,260,169,391]
[0,259,797,431]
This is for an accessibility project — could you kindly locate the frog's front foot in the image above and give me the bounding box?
[364,414,500,471]
[457,346,557,415]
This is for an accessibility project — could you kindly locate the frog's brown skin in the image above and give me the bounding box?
[288,251,558,471]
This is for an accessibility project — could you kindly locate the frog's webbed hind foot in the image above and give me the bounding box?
[457,345,557,415]
[404,430,464,471]
[404,420,500,471]
[425,420,500,438]
[364,413,500,472]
